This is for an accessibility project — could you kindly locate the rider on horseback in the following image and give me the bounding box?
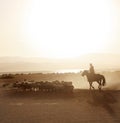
[89,63,95,75]
[81,64,106,90]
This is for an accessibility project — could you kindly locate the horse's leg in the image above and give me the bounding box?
[91,83,95,90]
[89,82,91,90]
[98,85,101,91]
[98,81,101,91]
[89,82,94,90]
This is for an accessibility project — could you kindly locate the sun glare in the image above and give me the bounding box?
[23,0,116,58]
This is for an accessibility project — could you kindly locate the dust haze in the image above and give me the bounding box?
[0,54,120,90]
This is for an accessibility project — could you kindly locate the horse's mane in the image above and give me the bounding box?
[84,70,89,72]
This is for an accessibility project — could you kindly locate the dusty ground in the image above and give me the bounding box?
[0,88,120,123]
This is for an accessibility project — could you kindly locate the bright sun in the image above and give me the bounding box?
[23,0,115,58]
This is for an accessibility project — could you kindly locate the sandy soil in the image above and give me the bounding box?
[0,88,120,123]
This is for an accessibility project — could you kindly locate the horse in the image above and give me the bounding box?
[81,70,106,90]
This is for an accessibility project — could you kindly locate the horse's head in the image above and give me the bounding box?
[81,70,89,76]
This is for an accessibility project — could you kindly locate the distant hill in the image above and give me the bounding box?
[0,53,120,72]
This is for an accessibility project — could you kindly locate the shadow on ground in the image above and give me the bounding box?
[88,90,118,116]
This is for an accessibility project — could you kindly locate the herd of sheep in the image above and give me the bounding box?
[7,80,74,92]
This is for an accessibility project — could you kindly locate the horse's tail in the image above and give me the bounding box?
[102,76,106,86]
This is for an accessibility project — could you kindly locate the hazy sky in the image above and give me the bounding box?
[0,0,120,58]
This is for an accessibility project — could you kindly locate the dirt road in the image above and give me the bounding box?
[0,89,120,123]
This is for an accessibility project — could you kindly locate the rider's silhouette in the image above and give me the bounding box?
[89,63,95,74]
